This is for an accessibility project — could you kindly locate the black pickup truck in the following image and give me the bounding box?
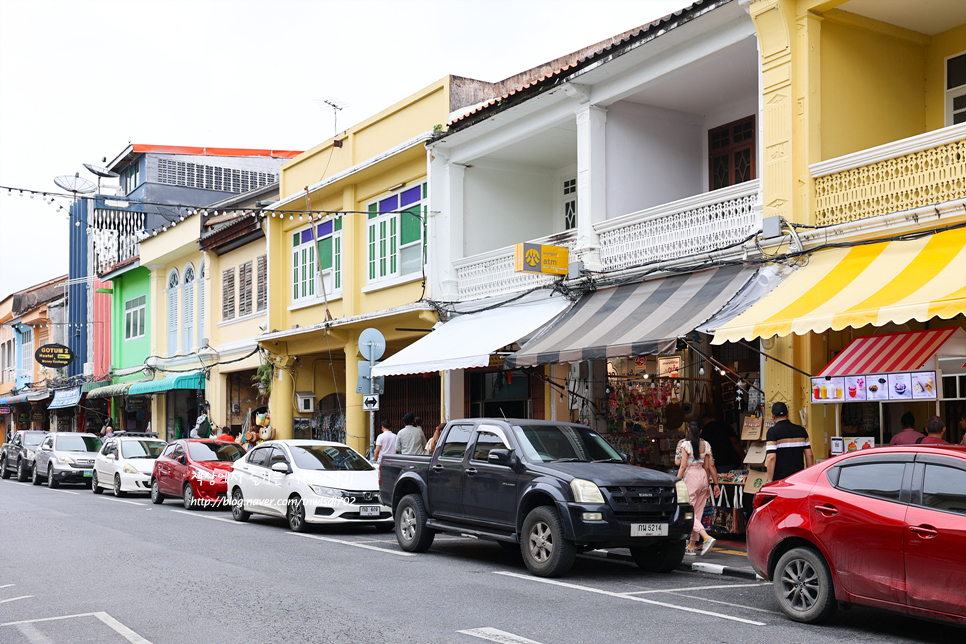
[379,419,693,577]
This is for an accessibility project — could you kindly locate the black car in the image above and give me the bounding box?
[0,430,49,482]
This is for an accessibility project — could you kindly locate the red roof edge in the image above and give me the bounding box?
[130,144,302,159]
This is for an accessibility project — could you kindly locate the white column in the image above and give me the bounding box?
[575,104,607,271]
[432,149,464,301]
[444,369,465,421]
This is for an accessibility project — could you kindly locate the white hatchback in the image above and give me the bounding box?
[93,434,167,496]
[227,440,392,532]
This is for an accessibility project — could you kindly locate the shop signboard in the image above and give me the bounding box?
[812,371,937,403]
[125,396,148,412]
[0,406,10,415]
[658,356,681,378]
[810,377,844,403]
[513,242,569,275]
[34,343,75,368]
[910,372,937,399]
[30,411,44,423]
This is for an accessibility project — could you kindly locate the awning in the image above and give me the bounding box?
[127,371,206,396]
[506,265,757,368]
[371,296,571,377]
[82,380,112,393]
[87,382,136,399]
[48,387,82,410]
[713,227,966,344]
[0,391,50,405]
[817,327,966,376]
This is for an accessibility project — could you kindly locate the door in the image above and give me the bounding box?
[904,456,966,616]
[96,441,116,482]
[810,457,910,605]
[36,436,54,475]
[155,444,177,494]
[428,424,473,520]
[262,446,291,514]
[240,446,274,514]
[168,444,188,496]
[462,426,517,527]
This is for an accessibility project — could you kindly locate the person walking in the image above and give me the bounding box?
[889,412,922,445]
[373,420,397,463]
[396,412,427,455]
[676,420,721,556]
[764,402,813,483]
[917,416,950,445]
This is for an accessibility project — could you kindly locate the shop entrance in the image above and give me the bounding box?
[467,369,532,420]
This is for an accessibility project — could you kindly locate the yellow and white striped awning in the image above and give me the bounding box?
[712,227,966,344]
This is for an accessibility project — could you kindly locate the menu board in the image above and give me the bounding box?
[844,375,867,401]
[812,371,938,403]
[888,373,912,400]
[911,372,937,399]
[866,376,890,401]
[810,377,845,403]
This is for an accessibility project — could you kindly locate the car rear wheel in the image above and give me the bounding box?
[183,484,196,510]
[150,479,164,504]
[630,539,687,573]
[0,456,10,479]
[231,488,250,522]
[47,466,59,489]
[31,463,42,485]
[16,459,29,482]
[91,471,103,494]
[521,506,576,578]
[287,496,308,532]
[773,547,838,624]
[113,474,126,498]
[395,494,435,553]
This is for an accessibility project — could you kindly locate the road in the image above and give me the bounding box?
[0,478,960,644]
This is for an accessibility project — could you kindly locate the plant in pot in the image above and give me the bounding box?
[252,361,273,398]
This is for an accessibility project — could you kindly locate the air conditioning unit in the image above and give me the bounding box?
[295,391,316,414]
[83,362,94,376]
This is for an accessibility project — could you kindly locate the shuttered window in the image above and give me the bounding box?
[222,268,235,320]
[182,265,195,352]
[256,255,268,311]
[239,261,254,316]
[198,262,205,343]
[167,270,179,355]
[366,183,425,285]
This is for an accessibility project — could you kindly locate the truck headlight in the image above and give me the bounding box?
[58,456,76,464]
[570,479,604,504]
[122,463,139,474]
[675,480,690,504]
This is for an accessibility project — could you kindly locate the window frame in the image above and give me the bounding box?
[945,50,966,127]
[563,177,577,231]
[20,327,33,378]
[828,456,912,505]
[366,183,426,286]
[124,295,147,341]
[292,220,342,303]
[708,115,756,191]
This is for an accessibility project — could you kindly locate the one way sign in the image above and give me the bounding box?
[362,395,380,412]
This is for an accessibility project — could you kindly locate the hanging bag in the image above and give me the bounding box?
[712,483,734,533]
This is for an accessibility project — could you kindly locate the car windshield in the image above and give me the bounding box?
[512,424,623,463]
[56,435,101,452]
[187,442,245,462]
[121,440,166,459]
[290,444,373,471]
[24,434,45,447]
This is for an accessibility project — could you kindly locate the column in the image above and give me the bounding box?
[344,331,367,454]
[433,152,464,301]
[574,104,607,270]
[340,184,358,316]
[444,369,465,422]
[268,343,293,441]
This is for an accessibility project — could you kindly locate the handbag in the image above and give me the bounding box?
[711,485,734,533]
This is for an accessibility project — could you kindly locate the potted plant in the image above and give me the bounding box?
[252,361,273,398]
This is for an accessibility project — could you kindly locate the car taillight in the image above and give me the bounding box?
[753,492,777,510]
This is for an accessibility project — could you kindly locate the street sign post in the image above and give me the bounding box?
[362,395,380,412]
[358,328,386,453]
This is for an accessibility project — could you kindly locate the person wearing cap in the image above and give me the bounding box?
[764,401,813,483]
[396,412,427,456]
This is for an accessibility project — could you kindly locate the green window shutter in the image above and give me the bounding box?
[293,232,300,246]
[318,236,333,270]
[368,224,376,280]
[293,250,299,299]
[368,203,377,219]
[422,182,427,199]
[334,236,341,290]
[400,205,421,245]
[390,217,397,274]
[379,220,387,277]
[334,217,342,231]
[308,246,315,296]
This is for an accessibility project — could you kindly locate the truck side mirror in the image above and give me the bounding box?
[488,449,512,466]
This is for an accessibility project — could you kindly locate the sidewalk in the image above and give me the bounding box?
[591,537,761,580]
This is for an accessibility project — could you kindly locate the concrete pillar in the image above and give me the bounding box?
[435,155,464,301]
[444,369,465,421]
[574,104,607,270]
[344,330,366,454]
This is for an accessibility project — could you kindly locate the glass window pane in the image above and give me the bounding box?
[837,462,904,500]
[440,425,473,459]
[954,95,966,111]
[379,195,398,212]
[399,186,421,208]
[400,244,421,275]
[334,217,342,231]
[400,206,421,245]
[301,229,314,244]
[317,220,333,237]
[139,308,145,336]
[293,232,300,246]
[922,464,966,514]
[368,203,377,219]
[947,53,966,90]
[318,236,333,270]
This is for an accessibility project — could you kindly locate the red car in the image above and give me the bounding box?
[151,439,246,509]
[747,445,966,627]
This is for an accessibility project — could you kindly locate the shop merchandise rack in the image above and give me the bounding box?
[602,379,686,469]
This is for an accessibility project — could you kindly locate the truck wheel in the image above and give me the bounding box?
[521,506,576,578]
[31,463,42,485]
[630,539,687,573]
[0,456,9,479]
[47,466,59,489]
[773,547,837,624]
[16,459,29,482]
[92,471,103,494]
[395,494,435,552]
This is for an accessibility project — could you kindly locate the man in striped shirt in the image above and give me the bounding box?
[765,402,814,483]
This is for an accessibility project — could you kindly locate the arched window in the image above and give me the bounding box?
[183,264,195,352]
[167,269,180,356]
[198,262,205,348]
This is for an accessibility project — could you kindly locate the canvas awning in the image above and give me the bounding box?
[48,386,82,410]
[506,265,757,368]
[817,327,966,377]
[713,228,966,344]
[87,382,136,399]
[127,371,206,396]
[371,296,571,377]
[0,391,50,405]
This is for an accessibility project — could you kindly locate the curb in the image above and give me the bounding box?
[585,549,762,580]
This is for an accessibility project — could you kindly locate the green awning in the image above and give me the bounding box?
[87,382,135,399]
[128,372,205,396]
[82,380,112,393]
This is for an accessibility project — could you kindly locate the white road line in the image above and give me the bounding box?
[48,488,79,495]
[458,627,545,643]
[0,595,33,604]
[94,611,155,644]
[15,622,55,644]
[97,496,146,506]
[0,584,14,589]
[626,582,770,595]
[666,592,782,615]
[494,572,765,626]
[288,532,415,556]
[1,612,95,627]
[170,509,248,525]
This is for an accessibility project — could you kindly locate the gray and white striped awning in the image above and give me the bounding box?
[505,265,758,368]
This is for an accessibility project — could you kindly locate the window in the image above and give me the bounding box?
[921,463,966,515]
[124,295,146,341]
[222,268,235,320]
[440,424,473,459]
[248,446,272,467]
[238,260,254,316]
[122,162,140,195]
[471,430,509,462]
[836,462,905,501]
[20,328,33,378]
[182,264,195,352]
[167,270,179,356]
[709,116,756,190]
[367,183,425,284]
[256,254,268,311]
[946,52,966,126]
[563,178,577,230]
[198,262,205,343]
[293,219,341,301]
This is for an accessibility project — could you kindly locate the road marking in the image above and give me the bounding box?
[0,595,33,604]
[666,592,781,615]
[494,572,765,626]
[715,549,749,556]
[170,509,248,525]
[288,532,415,556]
[94,611,155,644]
[458,627,544,643]
[0,584,14,589]
[626,582,770,594]
[48,488,79,495]
[1,612,95,627]
[15,623,54,644]
[98,496,146,506]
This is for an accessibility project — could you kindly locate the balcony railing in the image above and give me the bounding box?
[811,124,966,226]
[454,230,577,301]
[596,180,761,272]
[91,208,146,275]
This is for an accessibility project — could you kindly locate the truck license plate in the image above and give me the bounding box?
[631,523,668,537]
[83,470,93,477]
[359,506,380,518]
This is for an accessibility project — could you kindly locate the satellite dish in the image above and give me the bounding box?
[83,163,119,178]
[358,328,386,361]
[54,173,96,194]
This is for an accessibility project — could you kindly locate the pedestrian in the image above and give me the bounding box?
[373,420,397,463]
[396,412,427,455]
[216,427,236,442]
[889,412,921,445]
[764,402,813,483]
[426,423,445,454]
[102,418,115,438]
[676,420,720,556]
[699,413,743,472]
[958,412,966,445]
[917,416,949,445]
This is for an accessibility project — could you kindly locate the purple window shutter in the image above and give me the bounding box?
[317,220,333,237]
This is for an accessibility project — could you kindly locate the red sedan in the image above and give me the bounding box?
[151,439,246,510]
[747,445,966,626]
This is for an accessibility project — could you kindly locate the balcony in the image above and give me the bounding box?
[91,208,146,275]
[811,125,966,227]
[596,180,761,272]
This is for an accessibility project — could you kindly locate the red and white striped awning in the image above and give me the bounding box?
[817,327,966,377]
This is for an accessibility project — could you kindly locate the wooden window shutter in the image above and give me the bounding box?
[256,255,268,312]
[239,261,253,316]
[222,268,235,320]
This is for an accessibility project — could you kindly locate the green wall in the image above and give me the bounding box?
[111,266,152,382]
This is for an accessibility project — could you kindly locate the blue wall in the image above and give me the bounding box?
[67,198,88,377]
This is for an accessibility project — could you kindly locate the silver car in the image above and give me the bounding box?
[32,432,102,488]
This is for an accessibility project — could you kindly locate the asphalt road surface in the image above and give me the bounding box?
[0,478,960,644]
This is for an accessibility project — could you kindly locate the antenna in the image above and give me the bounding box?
[315,98,349,136]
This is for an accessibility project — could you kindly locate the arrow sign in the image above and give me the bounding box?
[362,395,380,412]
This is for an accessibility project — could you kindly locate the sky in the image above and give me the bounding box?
[0,0,692,297]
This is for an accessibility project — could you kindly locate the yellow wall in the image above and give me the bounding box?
[926,24,966,130]
[211,239,268,346]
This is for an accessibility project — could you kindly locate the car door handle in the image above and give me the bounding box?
[431,464,443,472]
[815,504,838,516]
[909,525,938,539]
[465,467,477,475]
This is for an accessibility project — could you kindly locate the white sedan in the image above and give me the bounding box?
[227,440,392,532]
[93,434,167,496]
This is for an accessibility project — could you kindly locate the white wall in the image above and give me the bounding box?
[605,101,703,219]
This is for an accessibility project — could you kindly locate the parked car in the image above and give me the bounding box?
[379,419,694,578]
[32,432,102,488]
[0,430,48,482]
[92,433,167,497]
[152,439,246,509]
[747,445,966,627]
[228,439,391,532]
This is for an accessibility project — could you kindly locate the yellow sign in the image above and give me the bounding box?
[514,243,569,275]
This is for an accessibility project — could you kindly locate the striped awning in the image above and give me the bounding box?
[128,371,205,396]
[713,228,966,344]
[817,327,966,376]
[506,265,757,367]
[87,382,136,399]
